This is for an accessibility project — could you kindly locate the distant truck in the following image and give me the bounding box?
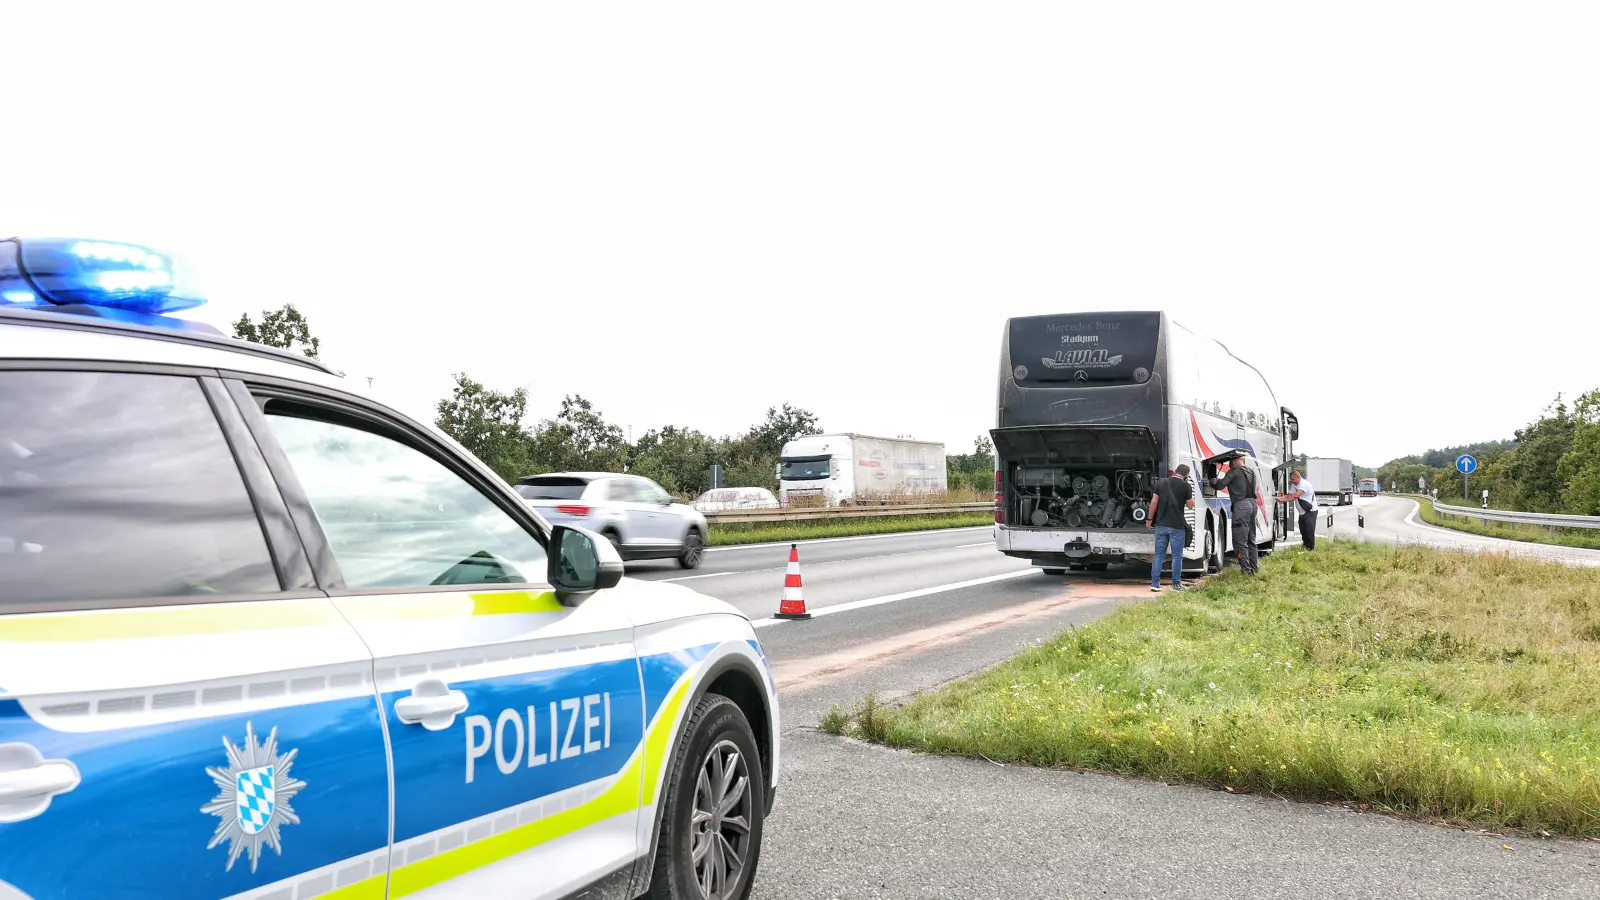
[777,433,947,506]
[1359,478,1380,497]
[1306,457,1354,506]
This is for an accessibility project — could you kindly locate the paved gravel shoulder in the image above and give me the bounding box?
[755,730,1600,900]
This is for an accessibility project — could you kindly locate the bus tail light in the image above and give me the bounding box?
[993,470,1004,524]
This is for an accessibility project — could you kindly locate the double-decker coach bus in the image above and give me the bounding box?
[992,311,1299,575]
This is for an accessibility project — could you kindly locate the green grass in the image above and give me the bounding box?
[707,512,992,546]
[1414,496,1600,551]
[823,540,1600,835]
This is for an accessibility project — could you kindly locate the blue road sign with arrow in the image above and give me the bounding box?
[1456,454,1478,475]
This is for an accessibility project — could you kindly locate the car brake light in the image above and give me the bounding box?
[556,505,590,517]
[993,470,1004,524]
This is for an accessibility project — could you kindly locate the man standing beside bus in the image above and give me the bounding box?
[1212,452,1261,575]
[1278,470,1318,550]
[1146,464,1195,592]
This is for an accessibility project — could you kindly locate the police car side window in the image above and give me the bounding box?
[263,411,547,590]
[0,370,279,607]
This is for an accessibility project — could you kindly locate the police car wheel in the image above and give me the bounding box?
[648,694,766,900]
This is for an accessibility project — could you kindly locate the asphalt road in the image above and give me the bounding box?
[625,503,1600,899]
[1322,495,1600,566]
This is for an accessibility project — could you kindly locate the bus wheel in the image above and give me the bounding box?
[1206,526,1223,574]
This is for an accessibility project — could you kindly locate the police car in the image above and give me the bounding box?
[0,237,779,900]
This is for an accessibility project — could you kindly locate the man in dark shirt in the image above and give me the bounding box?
[1146,464,1195,592]
[1212,453,1260,575]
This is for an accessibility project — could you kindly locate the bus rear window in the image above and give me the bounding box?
[1008,312,1161,386]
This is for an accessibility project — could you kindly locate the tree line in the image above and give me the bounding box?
[230,305,1600,512]
[435,373,1002,497]
[433,373,826,495]
[1374,391,1600,514]
[231,305,1001,498]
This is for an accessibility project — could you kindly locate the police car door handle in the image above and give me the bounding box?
[0,743,82,824]
[394,679,470,731]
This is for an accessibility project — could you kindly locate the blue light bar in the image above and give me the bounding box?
[0,237,206,314]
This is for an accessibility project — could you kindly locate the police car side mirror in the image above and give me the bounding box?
[548,525,624,604]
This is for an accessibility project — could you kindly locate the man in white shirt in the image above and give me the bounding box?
[1278,470,1319,549]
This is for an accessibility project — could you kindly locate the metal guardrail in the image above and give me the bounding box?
[703,501,992,525]
[1430,501,1600,531]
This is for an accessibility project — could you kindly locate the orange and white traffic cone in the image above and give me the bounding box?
[774,543,811,619]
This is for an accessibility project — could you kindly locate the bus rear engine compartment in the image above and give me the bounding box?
[1008,465,1153,530]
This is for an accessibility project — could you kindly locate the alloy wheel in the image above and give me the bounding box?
[689,740,753,900]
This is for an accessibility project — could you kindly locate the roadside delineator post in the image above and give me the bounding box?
[1358,512,1365,543]
[774,543,811,620]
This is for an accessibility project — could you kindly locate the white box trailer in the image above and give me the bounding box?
[1306,457,1354,506]
[777,433,947,506]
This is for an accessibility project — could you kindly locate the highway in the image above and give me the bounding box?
[1323,495,1600,567]
[621,498,1600,899]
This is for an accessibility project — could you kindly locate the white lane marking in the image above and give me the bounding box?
[661,571,736,582]
[707,526,992,554]
[1402,501,1427,531]
[955,542,994,548]
[748,568,1036,628]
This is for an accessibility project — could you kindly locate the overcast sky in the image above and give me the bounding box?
[5,3,1595,467]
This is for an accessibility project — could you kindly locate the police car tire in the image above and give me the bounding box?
[647,694,767,900]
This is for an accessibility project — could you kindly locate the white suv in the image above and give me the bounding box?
[515,473,709,570]
[0,236,777,900]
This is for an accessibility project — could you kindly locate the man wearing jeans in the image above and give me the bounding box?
[1146,464,1195,592]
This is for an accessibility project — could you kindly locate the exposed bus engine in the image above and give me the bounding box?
[1007,465,1153,530]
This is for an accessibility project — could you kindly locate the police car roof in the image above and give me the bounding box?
[0,304,348,390]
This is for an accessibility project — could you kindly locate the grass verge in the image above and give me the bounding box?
[1413,496,1600,551]
[823,540,1600,836]
[707,512,992,546]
